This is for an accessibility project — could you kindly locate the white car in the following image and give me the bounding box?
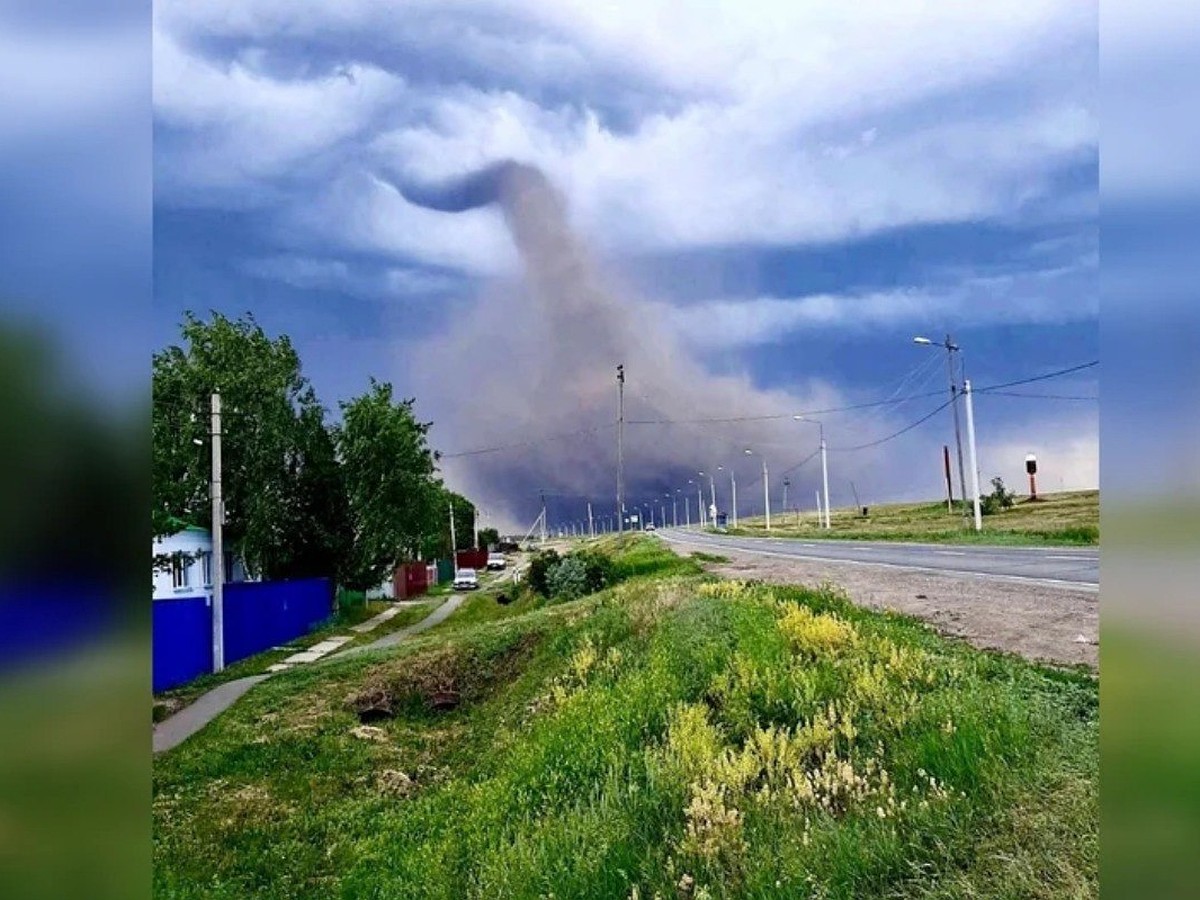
[486,552,507,570]
[645,523,657,532]
[452,568,479,590]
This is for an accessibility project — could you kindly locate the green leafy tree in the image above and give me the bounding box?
[477,527,500,549]
[152,312,321,578]
[979,476,1017,516]
[336,380,439,590]
[278,396,353,580]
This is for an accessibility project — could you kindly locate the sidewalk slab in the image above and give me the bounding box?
[153,675,269,754]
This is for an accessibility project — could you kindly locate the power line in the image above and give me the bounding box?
[981,390,1098,401]
[440,423,616,459]
[827,397,955,452]
[974,360,1098,393]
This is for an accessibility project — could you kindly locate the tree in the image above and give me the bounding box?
[477,527,500,549]
[336,380,440,590]
[152,312,322,579]
[277,394,353,581]
[979,476,1017,516]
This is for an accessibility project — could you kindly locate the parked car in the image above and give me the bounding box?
[645,523,657,532]
[452,568,479,590]
[486,552,507,570]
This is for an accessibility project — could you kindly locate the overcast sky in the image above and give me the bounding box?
[151,1,1099,528]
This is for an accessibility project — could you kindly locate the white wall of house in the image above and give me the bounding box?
[152,527,251,600]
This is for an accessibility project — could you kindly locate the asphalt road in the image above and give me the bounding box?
[658,529,1099,590]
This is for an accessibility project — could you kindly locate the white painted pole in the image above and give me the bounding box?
[698,485,705,527]
[588,501,594,538]
[815,490,822,526]
[210,392,225,673]
[964,379,983,532]
[762,458,771,531]
[820,431,831,529]
[731,472,738,528]
[684,494,691,527]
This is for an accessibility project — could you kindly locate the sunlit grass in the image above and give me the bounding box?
[732,489,1099,546]
[153,539,1096,898]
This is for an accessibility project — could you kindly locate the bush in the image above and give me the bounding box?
[526,549,561,596]
[572,548,615,594]
[546,556,590,602]
[979,476,1016,515]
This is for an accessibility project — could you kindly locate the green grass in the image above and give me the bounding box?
[153,599,438,720]
[730,489,1099,546]
[153,538,1096,898]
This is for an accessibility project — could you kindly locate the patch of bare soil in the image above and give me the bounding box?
[699,549,1097,669]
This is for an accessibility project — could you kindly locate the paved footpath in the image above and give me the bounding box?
[153,596,462,754]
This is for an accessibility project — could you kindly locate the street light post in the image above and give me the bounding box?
[744,448,770,531]
[794,415,831,529]
[914,335,967,520]
[730,468,738,528]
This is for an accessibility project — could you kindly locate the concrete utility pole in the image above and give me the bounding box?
[964,379,983,532]
[684,493,691,527]
[782,478,790,517]
[815,490,822,526]
[820,430,831,530]
[731,469,738,528]
[616,364,625,532]
[210,392,225,672]
[449,501,458,560]
[914,335,967,520]
[539,491,547,544]
[587,501,594,537]
[762,458,771,531]
[694,481,705,527]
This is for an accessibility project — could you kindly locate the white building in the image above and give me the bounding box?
[152,525,252,600]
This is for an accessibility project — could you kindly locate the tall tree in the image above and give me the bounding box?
[152,312,320,579]
[336,380,439,590]
[277,392,353,580]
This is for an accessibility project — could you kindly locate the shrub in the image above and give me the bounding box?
[573,548,615,593]
[546,556,589,602]
[979,476,1016,515]
[526,549,561,596]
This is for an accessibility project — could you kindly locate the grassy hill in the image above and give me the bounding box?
[153,537,1097,898]
[730,489,1099,546]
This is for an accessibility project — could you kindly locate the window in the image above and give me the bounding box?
[199,552,212,587]
[171,554,189,590]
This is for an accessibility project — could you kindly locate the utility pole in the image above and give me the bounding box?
[964,379,983,531]
[587,501,594,537]
[616,364,625,532]
[471,505,477,549]
[539,491,547,544]
[762,457,771,531]
[731,470,738,528]
[815,490,822,526]
[945,335,968,520]
[696,482,705,527]
[449,500,458,573]
[782,478,790,517]
[820,428,831,530]
[210,392,225,673]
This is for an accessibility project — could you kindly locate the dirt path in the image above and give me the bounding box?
[690,547,1098,669]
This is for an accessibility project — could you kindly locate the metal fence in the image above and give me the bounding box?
[152,577,333,693]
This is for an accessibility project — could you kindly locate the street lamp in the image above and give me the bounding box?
[914,333,967,517]
[744,448,771,531]
[793,415,831,529]
[726,465,738,528]
[690,478,705,527]
[698,470,717,527]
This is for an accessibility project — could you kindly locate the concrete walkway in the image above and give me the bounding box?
[330,594,464,659]
[153,596,463,755]
[153,675,269,754]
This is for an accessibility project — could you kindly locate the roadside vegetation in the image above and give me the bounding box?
[731,489,1098,546]
[153,537,1096,898]
[153,599,438,721]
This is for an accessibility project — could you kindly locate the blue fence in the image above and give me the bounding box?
[223,578,334,663]
[152,595,212,693]
[152,577,334,693]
